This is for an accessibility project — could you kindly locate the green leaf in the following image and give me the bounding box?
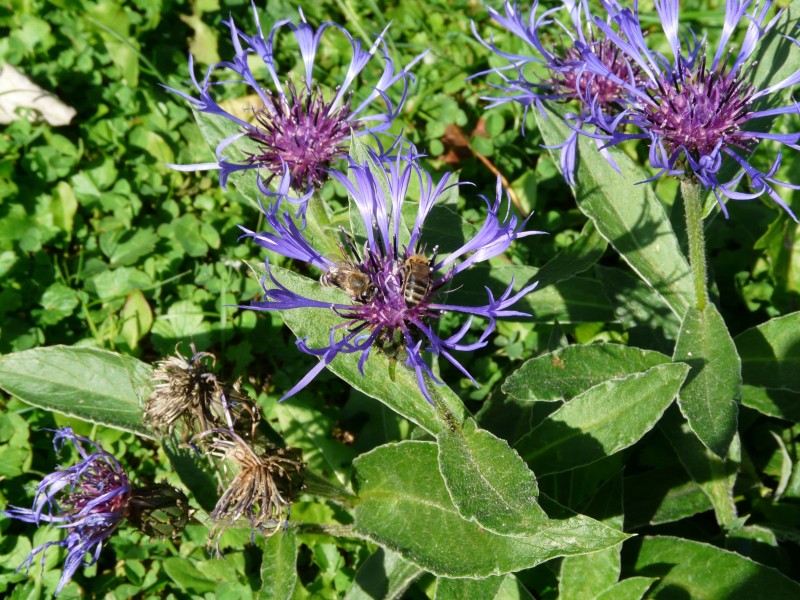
[503,343,671,403]
[162,556,242,595]
[752,0,800,97]
[162,436,218,513]
[258,530,297,600]
[0,411,32,478]
[437,418,547,535]
[344,548,422,600]
[768,432,792,502]
[560,544,621,600]
[35,283,80,326]
[624,466,713,528]
[658,406,739,527]
[673,304,742,458]
[51,182,78,237]
[530,277,615,323]
[352,441,628,578]
[726,527,784,571]
[558,467,624,600]
[87,267,152,301]
[173,214,210,258]
[595,578,656,600]
[631,536,800,598]
[435,576,504,600]
[0,346,153,437]
[191,110,258,206]
[595,266,681,353]
[475,391,549,447]
[736,311,800,393]
[256,264,470,435]
[515,363,689,474]
[534,105,694,318]
[495,575,537,600]
[100,228,159,267]
[534,221,607,287]
[741,385,800,422]
[275,399,356,486]
[179,10,220,65]
[150,300,212,352]
[119,289,153,350]
[457,264,615,324]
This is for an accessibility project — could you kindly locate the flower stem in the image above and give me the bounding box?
[289,522,357,537]
[302,471,359,507]
[681,178,709,311]
[308,190,332,229]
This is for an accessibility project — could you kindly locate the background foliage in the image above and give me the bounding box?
[1,0,800,598]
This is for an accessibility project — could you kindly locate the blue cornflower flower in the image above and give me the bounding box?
[239,147,544,402]
[472,0,644,183]
[3,428,132,597]
[583,0,800,220]
[166,1,424,212]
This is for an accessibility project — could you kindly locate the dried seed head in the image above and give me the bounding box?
[193,429,304,552]
[144,345,260,440]
[144,345,222,437]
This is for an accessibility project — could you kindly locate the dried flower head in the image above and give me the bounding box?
[472,0,645,183]
[193,428,304,550]
[3,428,132,597]
[144,345,259,439]
[239,145,543,402]
[166,1,424,214]
[585,0,800,219]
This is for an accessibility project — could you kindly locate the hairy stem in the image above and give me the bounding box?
[289,522,358,537]
[303,471,359,507]
[681,178,709,311]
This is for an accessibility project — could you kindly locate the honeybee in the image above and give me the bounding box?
[321,245,377,303]
[402,248,437,308]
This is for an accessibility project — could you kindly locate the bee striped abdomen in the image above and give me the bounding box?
[402,254,432,308]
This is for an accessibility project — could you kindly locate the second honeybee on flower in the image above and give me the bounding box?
[402,248,437,309]
[320,244,377,304]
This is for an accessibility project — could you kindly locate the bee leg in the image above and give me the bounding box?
[339,227,363,262]
[429,245,439,268]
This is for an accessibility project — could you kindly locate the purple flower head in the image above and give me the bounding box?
[471,0,645,183]
[166,1,425,213]
[239,146,544,402]
[586,0,800,220]
[3,428,132,597]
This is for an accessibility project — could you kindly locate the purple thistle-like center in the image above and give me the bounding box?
[333,248,442,345]
[643,54,755,160]
[246,83,358,190]
[62,460,131,520]
[557,39,636,107]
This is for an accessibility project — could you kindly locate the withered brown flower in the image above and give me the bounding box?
[193,428,304,550]
[144,345,258,440]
